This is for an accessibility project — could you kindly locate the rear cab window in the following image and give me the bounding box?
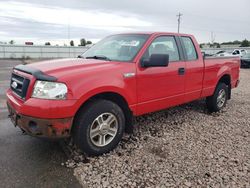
[181,37,198,61]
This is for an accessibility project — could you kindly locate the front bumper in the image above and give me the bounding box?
[7,102,73,138]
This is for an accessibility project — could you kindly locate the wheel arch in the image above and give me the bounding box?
[72,91,134,134]
[217,74,231,99]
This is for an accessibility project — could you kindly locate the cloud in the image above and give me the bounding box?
[0,0,249,44]
[0,1,152,28]
[0,16,115,45]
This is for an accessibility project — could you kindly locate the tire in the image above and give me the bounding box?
[73,99,125,156]
[206,82,228,112]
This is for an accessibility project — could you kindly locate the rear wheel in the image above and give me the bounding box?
[206,82,228,112]
[73,99,125,156]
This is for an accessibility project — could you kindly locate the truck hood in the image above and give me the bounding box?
[27,58,120,77]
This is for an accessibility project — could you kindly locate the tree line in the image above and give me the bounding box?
[45,38,92,46]
[200,39,250,48]
[2,38,250,48]
[0,39,93,46]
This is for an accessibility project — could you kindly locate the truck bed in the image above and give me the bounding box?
[202,56,240,97]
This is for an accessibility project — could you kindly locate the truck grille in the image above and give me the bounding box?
[10,73,30,99]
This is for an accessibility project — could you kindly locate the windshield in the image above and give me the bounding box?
[81,34,149,62]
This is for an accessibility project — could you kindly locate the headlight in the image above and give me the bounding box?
[32,81,67,100]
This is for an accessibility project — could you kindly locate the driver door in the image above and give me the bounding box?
[136,35,186,115]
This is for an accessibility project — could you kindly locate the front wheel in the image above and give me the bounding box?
[206,82,228,112]
[73,99,125,156]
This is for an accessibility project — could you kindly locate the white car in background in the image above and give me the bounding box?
[214,51,232,57]
[215,49,247,57]
[231,49,247,57]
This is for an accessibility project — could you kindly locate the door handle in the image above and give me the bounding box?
[178,67,185,75]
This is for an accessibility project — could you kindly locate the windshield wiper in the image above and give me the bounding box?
[85,55,111,61]
[77,55,84,58]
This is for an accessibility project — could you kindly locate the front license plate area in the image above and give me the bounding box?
[7,104,18,126]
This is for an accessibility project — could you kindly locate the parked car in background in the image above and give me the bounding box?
[6,32,240,156]
[232,49,247,57]
[215,50,226,55]
[214,49,247,57]
[214,51,232,57]
[241,53,250,68]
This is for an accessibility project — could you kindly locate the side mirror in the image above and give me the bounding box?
[141,54,169,68]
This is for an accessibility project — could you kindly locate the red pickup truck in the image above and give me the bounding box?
[6,32,240,155]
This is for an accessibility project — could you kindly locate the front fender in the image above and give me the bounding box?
[72,86,136,116]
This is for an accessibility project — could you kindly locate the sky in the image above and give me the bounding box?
[0,0,249,45]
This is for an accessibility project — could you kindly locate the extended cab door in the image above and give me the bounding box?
[136,35,186,115]
[180,36,204,102]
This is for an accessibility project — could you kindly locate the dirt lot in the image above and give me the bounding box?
[74,69,250,187]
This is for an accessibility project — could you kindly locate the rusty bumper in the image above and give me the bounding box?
[7,103,73,139]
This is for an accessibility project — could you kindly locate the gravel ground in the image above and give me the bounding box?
[73,69,250,187]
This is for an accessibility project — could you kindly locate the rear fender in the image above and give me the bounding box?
[216,66,231,83]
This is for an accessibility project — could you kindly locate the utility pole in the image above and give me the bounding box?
[67,16,71,56]
[67,17,71,45]
[177,12,183,33]
[211,31,216,45]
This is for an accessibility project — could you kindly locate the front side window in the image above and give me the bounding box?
[181,37,198,60]
[142,36,180,62]
[82,34,149,62]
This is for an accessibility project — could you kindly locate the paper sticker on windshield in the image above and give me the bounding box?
[120,40,140,46]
